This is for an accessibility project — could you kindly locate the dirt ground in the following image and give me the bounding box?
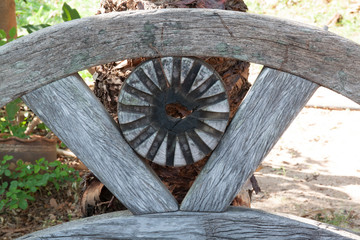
[251,106,360,232]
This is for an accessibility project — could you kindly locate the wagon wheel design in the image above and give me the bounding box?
[1,9,359,239]
[118,57,229,166]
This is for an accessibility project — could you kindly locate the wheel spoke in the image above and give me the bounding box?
[21,74,178,215]
[146,128,167,160]
[187,74,219,100]
[181,67,319,212]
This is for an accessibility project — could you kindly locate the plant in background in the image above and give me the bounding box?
[0,155,80,211]
[0,28,38,139]
[0,98,30,139]
[62,2,81,22]
[0,2,81,138]
[0,27,16,46]
[0,2,83,212]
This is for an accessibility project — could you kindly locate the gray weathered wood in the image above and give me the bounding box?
[19,207,360,239]
[181,67,319,212]
[118,57,229,167]
[1,9,360,108]
[21,74,178,215]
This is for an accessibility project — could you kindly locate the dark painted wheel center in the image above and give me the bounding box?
[118,57,230,167]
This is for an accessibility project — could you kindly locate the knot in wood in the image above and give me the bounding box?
[118,57,230,167]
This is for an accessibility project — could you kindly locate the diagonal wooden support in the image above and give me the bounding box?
[181,67,319,212]
[22,74,178,215]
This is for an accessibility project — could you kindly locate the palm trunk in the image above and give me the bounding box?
[0,0,17,39]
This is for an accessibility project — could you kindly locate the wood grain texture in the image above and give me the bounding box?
[181,67,319,212]
[118,57,229,167]
[19,207,360,239]
[1,9,360,108]
[21,74,178,215]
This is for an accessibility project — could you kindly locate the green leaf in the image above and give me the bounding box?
[6,98,21,121]
[4,169,11,177]
[9,125,28,139]
[2,182,9,189]
[16,159,24,167]
[49,161,59,167]
[18,170,26,178]
[0,29,6,39]
[60,171,68,177]
[19,198,28,210]
[59,142,67,149]
[9,27,17,38]
[36,158,45,165]
[34,165,40,174]
[4,155,14,161]
[62,3,81,22]
[21,24,50,34]
[9,181,18,191]
[53,181,60,191]
[9,203,18,209]
[27,195,35,201]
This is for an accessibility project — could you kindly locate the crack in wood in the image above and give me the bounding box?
[214,12,234,38]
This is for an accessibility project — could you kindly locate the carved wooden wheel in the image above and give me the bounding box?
[118,57,229,166]
[1,9,359,239]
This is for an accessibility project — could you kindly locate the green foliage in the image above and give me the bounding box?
[62,2,81,22]
[314,210,357,230]
[0,155,80,212]
[22,24,51,34]
[272,166,286,176]
[6,99,22,122]
[9,27,17,39]
[78,70,94,85]
[0,99,29,139]
[58,142,68,149]
[15,0,95,36]
[0,27,17,46]
[0,29,6,39]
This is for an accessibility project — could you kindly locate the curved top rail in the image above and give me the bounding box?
[0,9,359,107]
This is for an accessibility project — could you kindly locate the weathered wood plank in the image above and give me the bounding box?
[1,9,360,107]
[19,207,360,239]
[21,74,178,215]
[118,57,229,167]
[181,67,319,212]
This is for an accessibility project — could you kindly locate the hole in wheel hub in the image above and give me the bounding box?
[165,102,193,119]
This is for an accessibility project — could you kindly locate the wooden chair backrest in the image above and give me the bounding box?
[1,9,360,239]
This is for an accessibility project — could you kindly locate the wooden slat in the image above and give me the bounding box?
[181,68,319,212]
[21,74,178,215]
[1,9,360,107]
[19,207,360,239]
